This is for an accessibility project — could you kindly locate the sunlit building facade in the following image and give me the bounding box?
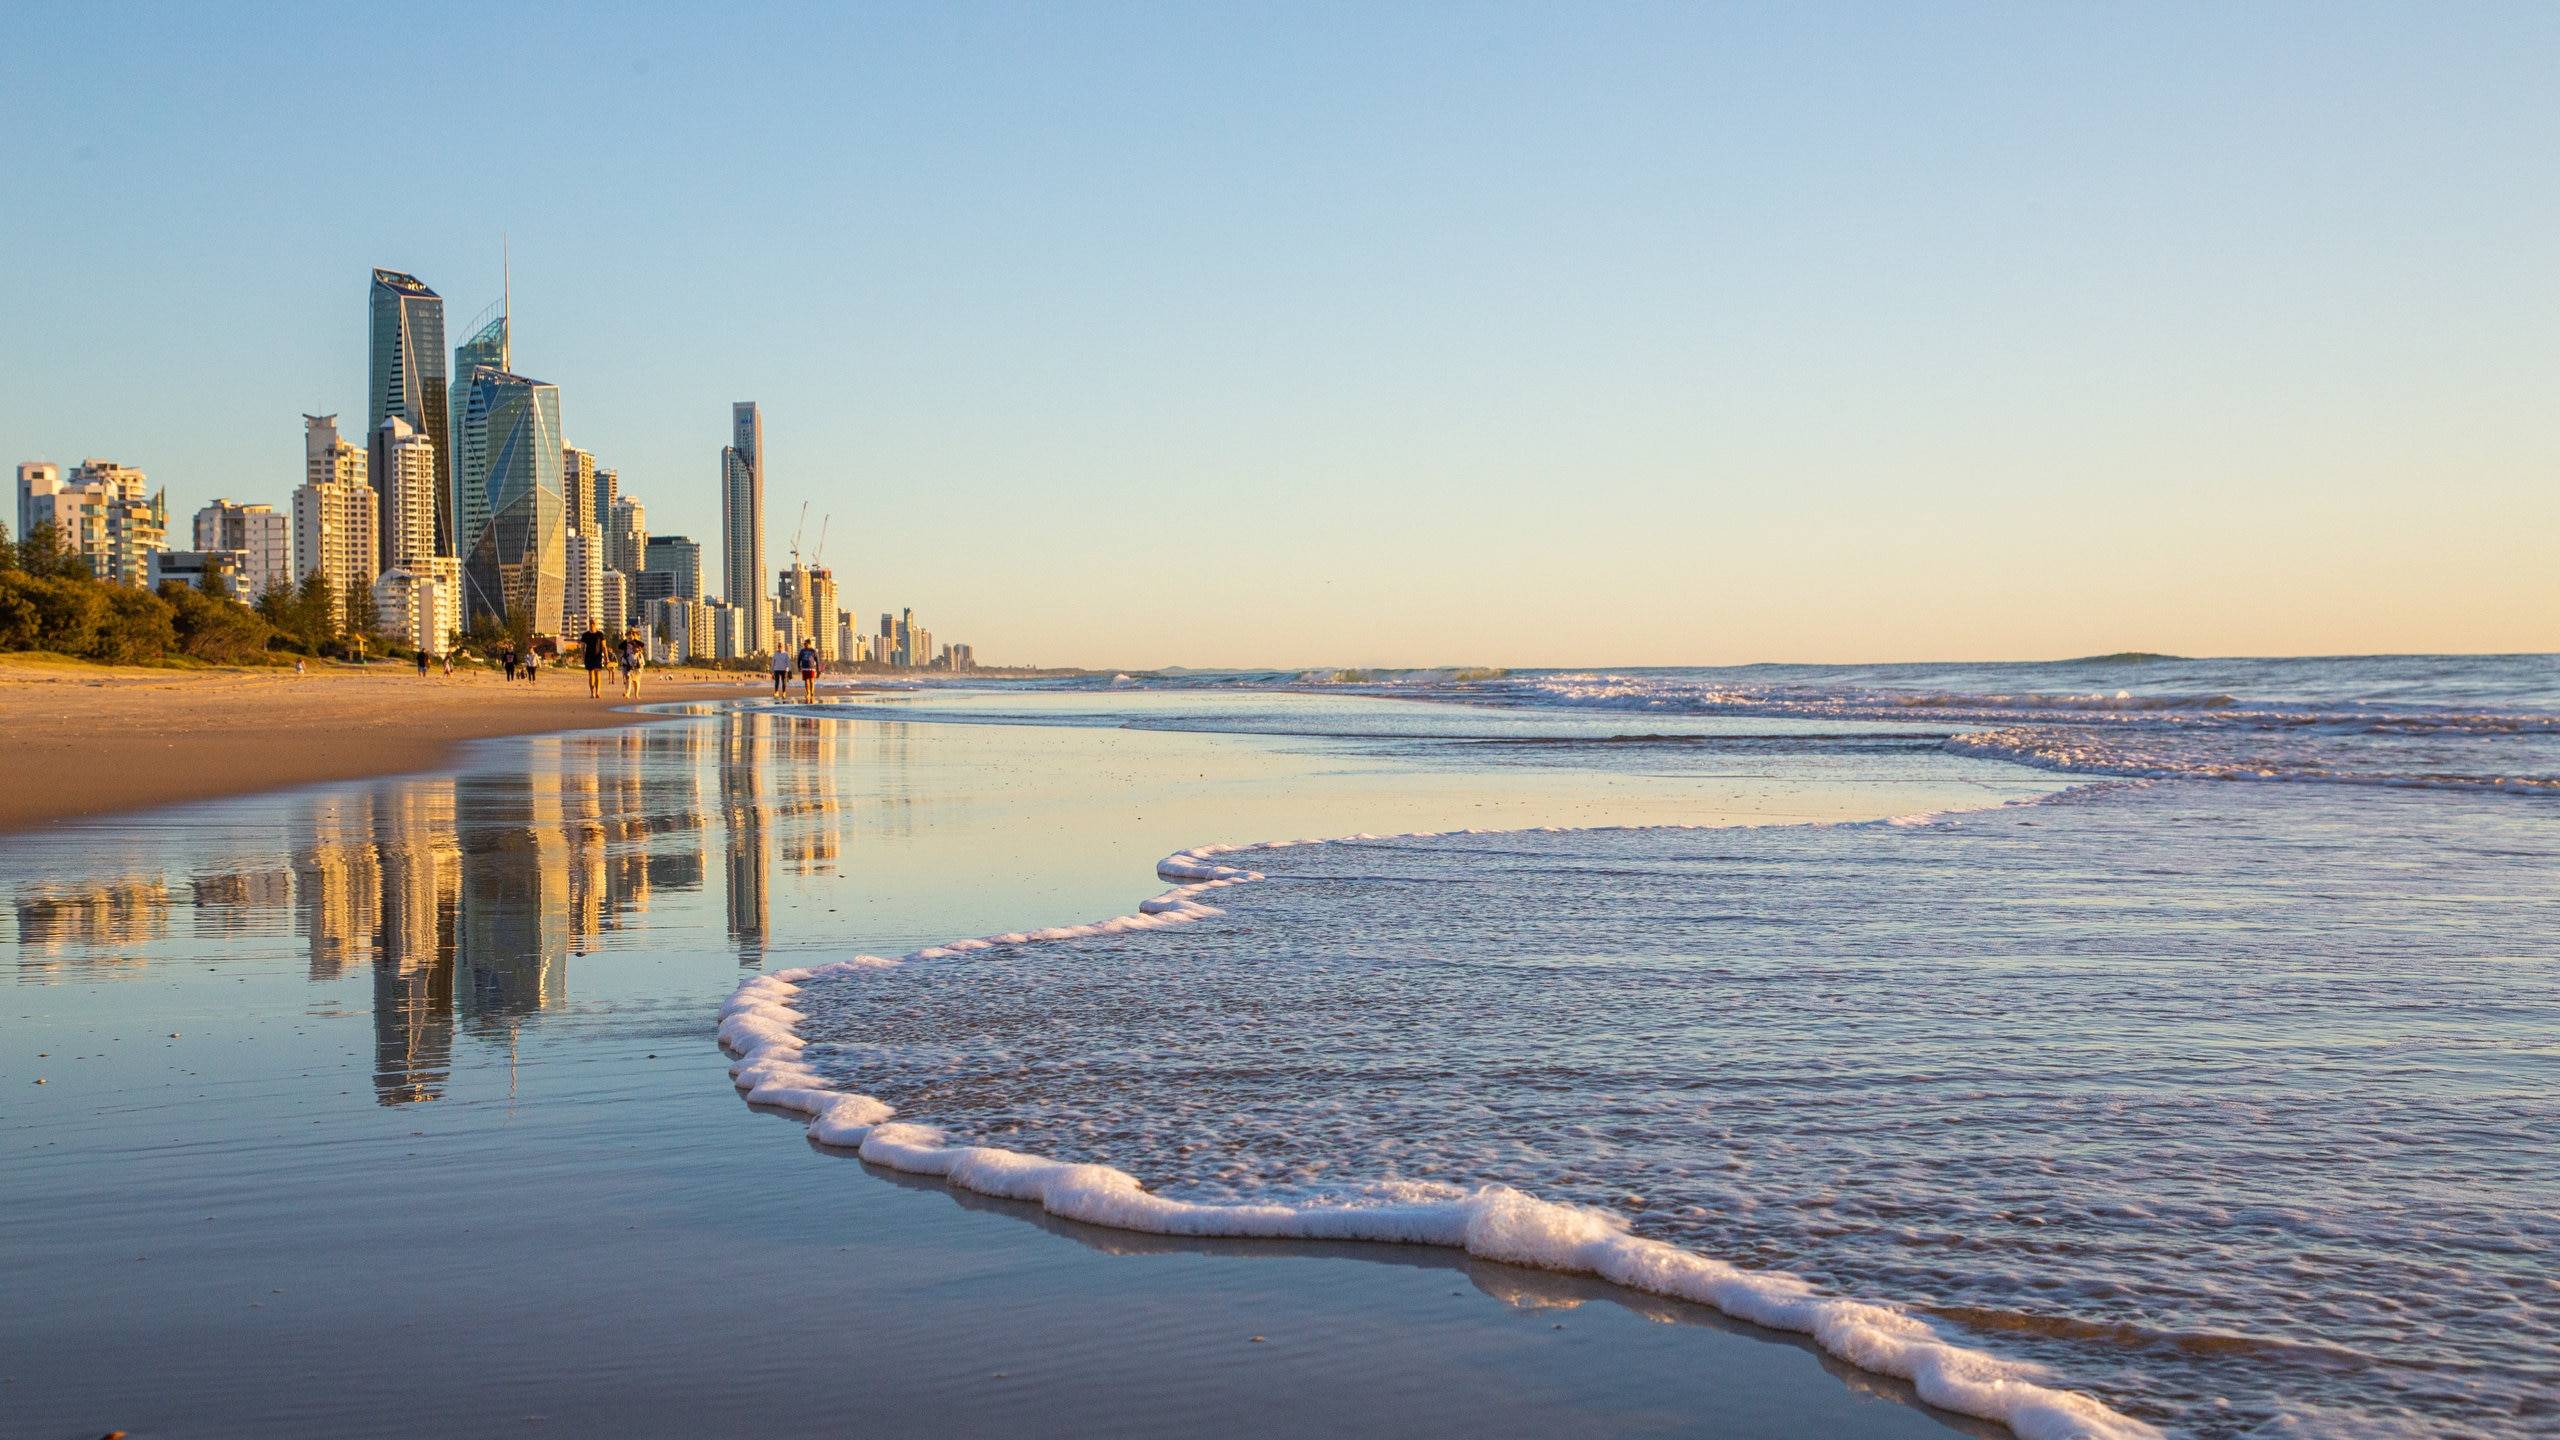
[720,402,764,641]
[455,368,566,635]
[367,269,450,556]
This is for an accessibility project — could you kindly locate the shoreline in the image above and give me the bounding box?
[3,699,2008,1440]
[720,813,2156,1440]
[0,657,760,835]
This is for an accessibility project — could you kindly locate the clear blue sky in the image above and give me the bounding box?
[5,2,2553,666]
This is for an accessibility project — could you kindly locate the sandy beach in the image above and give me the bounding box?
[0,657,754,835]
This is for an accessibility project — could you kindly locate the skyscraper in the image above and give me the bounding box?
[448,310,510,552]
[644,535,703,600]
[295,416,378,630]
[454,368,565,635]
[370,417,438,572]
[720,402,764,637]
[606,497,647,575]
[367,269,450,557]
[561,445,596,537]
[589,468,618,545]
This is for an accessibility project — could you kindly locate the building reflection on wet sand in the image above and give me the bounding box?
[8,711,843,1106]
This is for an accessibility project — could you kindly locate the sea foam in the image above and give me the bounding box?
[718,822,2161,1440]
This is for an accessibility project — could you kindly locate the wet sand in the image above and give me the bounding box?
[0,658,753,835]
[1,699,2046,1438]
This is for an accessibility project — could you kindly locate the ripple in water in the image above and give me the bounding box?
[781,779,2560,1436]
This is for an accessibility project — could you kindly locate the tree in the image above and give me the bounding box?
[161,580,275,664]
[292,569,339,648]
[345,579,384,644]
[90,584,176,663]
[14,522,91,581]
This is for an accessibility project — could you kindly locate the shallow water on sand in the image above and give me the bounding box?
[791,779,2559,1437]
[3,702,2019,1439]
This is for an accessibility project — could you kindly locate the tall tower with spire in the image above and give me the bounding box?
[721,402,765,644]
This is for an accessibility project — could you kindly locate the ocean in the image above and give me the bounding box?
[733,654,2559,1438]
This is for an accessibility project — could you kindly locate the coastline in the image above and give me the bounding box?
[2,703,2009,1440]
[0,656,756,835]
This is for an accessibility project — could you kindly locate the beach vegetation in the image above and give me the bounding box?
[161,581,276,664]
[0,522,291,666]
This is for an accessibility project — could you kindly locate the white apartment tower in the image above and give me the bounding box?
[295,415,378,630]
[371,416,439,572]
[194,499,293,598]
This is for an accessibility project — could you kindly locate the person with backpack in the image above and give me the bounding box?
[796,639,821,703]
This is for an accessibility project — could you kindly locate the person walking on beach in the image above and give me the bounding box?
[416,648,429,679]
[580,621,607,699]
[498,642,517,682]
[768,644,791,700]
[524,646,540,683]
[621,631,646,699]
[797,639,821,703]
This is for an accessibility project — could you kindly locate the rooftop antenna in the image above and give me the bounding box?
[501,233,513,368]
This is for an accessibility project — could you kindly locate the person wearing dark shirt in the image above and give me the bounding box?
[796,640,821,703]
[579,622,608,699]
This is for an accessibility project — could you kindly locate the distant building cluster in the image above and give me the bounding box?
[13,264,988,670]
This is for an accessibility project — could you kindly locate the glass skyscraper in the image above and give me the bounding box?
[456,367,566,636]
[449,312,510,553]
[720,402,764,635]
[367,269,451,557]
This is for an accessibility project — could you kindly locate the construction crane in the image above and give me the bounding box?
[787,500,810,568]
[811,514,829,571]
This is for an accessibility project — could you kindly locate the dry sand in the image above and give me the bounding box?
[0,656,756,834]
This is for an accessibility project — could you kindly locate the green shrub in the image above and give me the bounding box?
[161,581,276,664]
[90,584,176,663]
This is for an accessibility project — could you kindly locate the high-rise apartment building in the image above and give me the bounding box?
[454,367,565,634]
[720,402,764,635]
[563,531,607,633]
[370,417,438,572]
[777,564,838,661]
[589,468,617,544]
[607,497,647,575]
[16,461,62,542]
[194,499,293,598]
[561,445,596,537]
[295,417,379,630]
[599,569,631,639]
[644,535,703,601]
[26,460,168,586]
[367,269,451,556]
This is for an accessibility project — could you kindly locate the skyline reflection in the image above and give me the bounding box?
[7,709,843,1105]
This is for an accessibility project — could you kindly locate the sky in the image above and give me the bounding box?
[3,2,2554,668]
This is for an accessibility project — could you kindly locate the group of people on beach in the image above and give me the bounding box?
[770,638,823,702]
[387,622,822,703]
[571,623,651,699]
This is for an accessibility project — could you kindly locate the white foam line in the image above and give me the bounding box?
[718,812,2161,1440]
